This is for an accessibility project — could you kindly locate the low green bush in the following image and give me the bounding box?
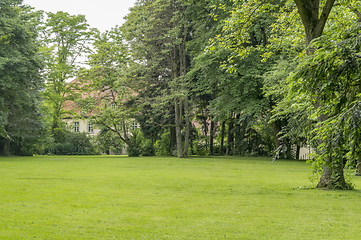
[142,139,155,156]
[155,132,171,156]
[193,138,208,156]
[127,129,143,157]
[46,132,98,155]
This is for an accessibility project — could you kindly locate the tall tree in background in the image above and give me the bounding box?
[190,0,276,156]
[78,27,139,155]
[40,11,93,142]
[0,0,44,155]
[123,0,191,157]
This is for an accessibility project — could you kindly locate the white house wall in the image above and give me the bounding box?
[63,119,101,135]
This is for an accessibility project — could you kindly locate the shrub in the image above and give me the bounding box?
[127,129,143,157]
[155,132,171,156]
[142,139,155,156]
[193,138,208,156]
[46,132,98,155]
[96,129,124,154]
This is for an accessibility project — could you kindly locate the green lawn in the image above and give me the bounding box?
[1,156,361,239]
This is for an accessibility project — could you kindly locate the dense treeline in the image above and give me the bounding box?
[1,0,361,189]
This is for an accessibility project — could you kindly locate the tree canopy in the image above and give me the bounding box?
[0,0,44,155]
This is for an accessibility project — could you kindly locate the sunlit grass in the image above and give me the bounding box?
[1,155,361,239]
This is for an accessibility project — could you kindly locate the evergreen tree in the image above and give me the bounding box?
[123,0,192,157]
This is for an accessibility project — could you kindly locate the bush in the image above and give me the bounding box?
[155,132,171,156]
[96,129,124,154]
[49,142,74,155]
[46,132,98,155]
[53,127,67,143]
[193,138,208,156]
[127,129,143,157]
[142,139,155,156]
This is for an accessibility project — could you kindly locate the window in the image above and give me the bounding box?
[132,121,138,130]
[88,122,93,133]
[111,103,116,109]
[74,122,79,132]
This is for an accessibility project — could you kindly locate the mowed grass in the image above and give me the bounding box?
[1,156,361,239]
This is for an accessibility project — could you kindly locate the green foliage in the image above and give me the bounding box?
[0,0,44,155]
[52,127,67,143]
[127,129,143,157]
[78,27,136,152]
[208,0,361,187]
[187,0,280,156]
[96,129,124,155]
[155,131,172,156]
[46,131,98,155]
[40,11,94,136]
[142,139,156,156]
[123,0,193,157]
[232,115,275,157]
[193,137,208,156]
[285,22,361,189]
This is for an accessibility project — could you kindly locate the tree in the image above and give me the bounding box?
[216,0,360,188]
[78,27,138,155]
[0,0,44,155]
[190,1,277,156]
[289,22,361,189]
[40,11,94,142]
[123,0,192,158]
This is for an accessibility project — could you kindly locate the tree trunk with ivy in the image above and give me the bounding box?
[293,0,350,189]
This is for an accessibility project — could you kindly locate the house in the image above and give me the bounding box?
[62,78,138,155]
[62,79,101,135]
[62,118,100,135]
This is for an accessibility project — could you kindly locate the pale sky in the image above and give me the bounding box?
[22,0,137,32]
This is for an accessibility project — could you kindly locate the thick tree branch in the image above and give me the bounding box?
[348,6,361,22]
[294,0,336,45]
[317,0,336,35]
[293,0,319,28]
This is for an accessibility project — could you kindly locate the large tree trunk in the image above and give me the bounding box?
[314,103,333,188]
[317,157,347,189]
[226,117,234,155]
[203,112,208,136]
[219,121,225,155]
[174,99,183,158]
[272,120,281,150]
[293,0,344,188]
[170,126,177,154]
[314,108,348,189]
[208,120,215,155]
[296,144,300,160]
[293,0,335,46]
[183,98,190,157]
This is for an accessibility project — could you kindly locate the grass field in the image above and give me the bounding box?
[1,155,361,239]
